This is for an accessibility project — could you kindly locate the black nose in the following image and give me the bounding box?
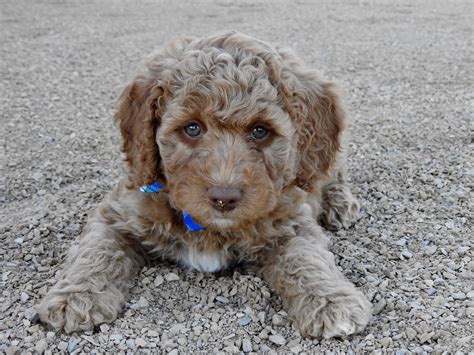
[207,186,242,212]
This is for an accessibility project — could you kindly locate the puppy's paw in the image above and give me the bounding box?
[37,283,125,333]
[290,290,371,339]
[320,184,360,231]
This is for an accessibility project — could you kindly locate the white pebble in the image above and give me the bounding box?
[126,339,136,349]
[154,275,164,287]
[35,339,48,353]
[165,272,180,282]
[136,296,149,308]
[135,338,147,347]
[269,334,286,346]
[20,292,29,302]
[147,330,159,338]
[452,292,466,300]
[242,338,252,353]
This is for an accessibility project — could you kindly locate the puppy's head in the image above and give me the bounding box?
[116,32,345,230]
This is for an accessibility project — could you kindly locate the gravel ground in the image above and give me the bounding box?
[1,0,473,353]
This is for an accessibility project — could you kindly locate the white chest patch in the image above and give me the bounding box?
[177,245,230,273]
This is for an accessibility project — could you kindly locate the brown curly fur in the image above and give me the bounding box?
[37,31,371,338]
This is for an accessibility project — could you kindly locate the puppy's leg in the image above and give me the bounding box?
[317,154,360,230]
[259,205,371,339]
[37,202,144,333]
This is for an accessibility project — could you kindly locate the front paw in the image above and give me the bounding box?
[37,283,125,333]
[320,184,360,231]
[289,290,372,339]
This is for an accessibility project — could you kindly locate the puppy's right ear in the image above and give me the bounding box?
[115,76,167,189]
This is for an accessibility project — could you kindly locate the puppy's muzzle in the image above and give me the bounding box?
[207,186,242,212]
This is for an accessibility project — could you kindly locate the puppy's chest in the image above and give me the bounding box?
[176,244,232,273]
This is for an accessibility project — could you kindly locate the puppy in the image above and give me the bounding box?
[38,31,371,339]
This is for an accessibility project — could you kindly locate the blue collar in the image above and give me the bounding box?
[139,182,205,232]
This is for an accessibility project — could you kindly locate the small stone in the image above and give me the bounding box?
[154,275,164,287]
[444,315,457,321]
[15,237,24,245]
[147,330,159,337]
[67,338,79,353]
[169,350,178,355]
[424,245,437,255]
[373,298,387,315]
[426,287,437,296]
[394,238,407,246]
[381,337,391,347]
[216,296,229,304]
[36,339,48,353]
[136,296,149,308]
[401,250,413,259]
[443,271,456,280]
[165,272,180,282]
[424,279,434,287]
[211,312,221,322]
[444,221,455,229]
[452,292,466,300]
[24,307,38,321]
[238,317,252,326]
[20,292,29,302]
[110,334,123,343]
[242,338,252,353]
[406,327,417,341]
[169,323,185,335]
[290,345,302,353]
[457,335,472,345]
[126,339,135,349]
[261,289,271,299]
[99,324,110,332]
[258,329,269,340]
[57,341,68,351]
[418,332,434,343]
[272,314,286,326]
[269,334,286,346]
[136,337,147,347]
[366,275,378,283]
[6,347,20,355]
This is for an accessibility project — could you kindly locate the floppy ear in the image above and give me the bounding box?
[278,49,346,192]
[115,76,167,189]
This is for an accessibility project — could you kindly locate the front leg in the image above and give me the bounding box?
[37,201,144,333]
[259,205,371,339]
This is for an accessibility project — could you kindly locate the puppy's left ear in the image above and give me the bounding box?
[279,50,346,192]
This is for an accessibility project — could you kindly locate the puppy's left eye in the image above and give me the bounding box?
[251,126,269,140]
[184,122,202,138]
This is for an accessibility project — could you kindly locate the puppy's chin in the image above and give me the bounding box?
[208,217,237,230]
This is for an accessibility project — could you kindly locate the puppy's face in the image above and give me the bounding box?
[157,74,296,230]
[116,33,345,232]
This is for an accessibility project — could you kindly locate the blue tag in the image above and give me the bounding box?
[183,211,205,231]
[139,182,163,193]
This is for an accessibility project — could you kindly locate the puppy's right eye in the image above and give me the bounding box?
[184,122,202,138]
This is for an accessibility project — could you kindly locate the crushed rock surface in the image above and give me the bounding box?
[1,0,472,353]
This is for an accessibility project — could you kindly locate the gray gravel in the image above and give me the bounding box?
[1,0,473,353]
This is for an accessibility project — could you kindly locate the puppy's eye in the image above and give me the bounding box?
[251,126,268,140]
[184,122,202,138]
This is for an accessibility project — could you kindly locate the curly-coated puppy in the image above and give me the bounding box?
[38,32,371,339]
